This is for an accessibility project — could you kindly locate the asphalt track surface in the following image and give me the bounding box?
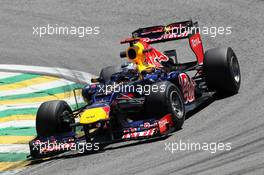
[1,0,264,174]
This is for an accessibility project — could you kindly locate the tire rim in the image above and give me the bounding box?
[170,91,184,119]
[231,56,240,83]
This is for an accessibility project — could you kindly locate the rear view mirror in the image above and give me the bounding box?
[120,51,127,58]
[91,78,100,83]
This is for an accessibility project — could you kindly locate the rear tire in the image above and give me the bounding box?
[36,100,73,137]
[145,81,185,130]
[204,47,241,95]
[99,65,121,82]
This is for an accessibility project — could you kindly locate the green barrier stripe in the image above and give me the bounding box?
[70,102,86,110]
[0,83,84,101]
[0,74,40,85]
[0,108,37,118]
[0,127,36,136]
[0,153,28,162]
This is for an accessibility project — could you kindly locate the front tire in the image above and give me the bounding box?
[36,100,73,137]
[204,47,241,95]
[145,81,185,130]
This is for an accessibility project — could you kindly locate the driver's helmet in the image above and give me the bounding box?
[81,84,97,103]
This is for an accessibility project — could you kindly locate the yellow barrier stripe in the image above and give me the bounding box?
[0,76,59,91]
[0,136,35,144]
[0,115,35,123]
[0,92,82,105]
[0,161,30,171]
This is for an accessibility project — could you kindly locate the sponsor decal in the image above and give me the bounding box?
[179,73,195,103]
[158,114,174,134]
[122,128,157,139]
[139,41,169,67]
[189,33,204,64]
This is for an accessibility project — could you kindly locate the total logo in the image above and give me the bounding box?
[86,115,95,119]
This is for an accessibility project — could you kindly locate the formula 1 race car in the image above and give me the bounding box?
[28,20,241,158]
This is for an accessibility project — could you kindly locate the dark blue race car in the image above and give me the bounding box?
[28,20,241,159]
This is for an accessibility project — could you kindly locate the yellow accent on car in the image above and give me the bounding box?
[79,107,109,124]
[126,42,154,73]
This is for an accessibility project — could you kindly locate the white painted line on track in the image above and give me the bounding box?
[0,64,94,84]
[0,120,35,128]
[0,72,22,79]
[0,144,29,153]
[0,170,25,175]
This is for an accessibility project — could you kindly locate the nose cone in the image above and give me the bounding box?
[79,107,109,124]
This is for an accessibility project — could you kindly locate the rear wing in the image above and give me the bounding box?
[131,20,199,44]
[121,20,204,65]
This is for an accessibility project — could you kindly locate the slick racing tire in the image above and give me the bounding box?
[204,47,241,95]
[145,81,185,130]
[36,100,73,137]
[99,65,121,82]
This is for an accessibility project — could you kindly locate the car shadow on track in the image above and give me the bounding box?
[27,134,171,166]
[185,92,233,120]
